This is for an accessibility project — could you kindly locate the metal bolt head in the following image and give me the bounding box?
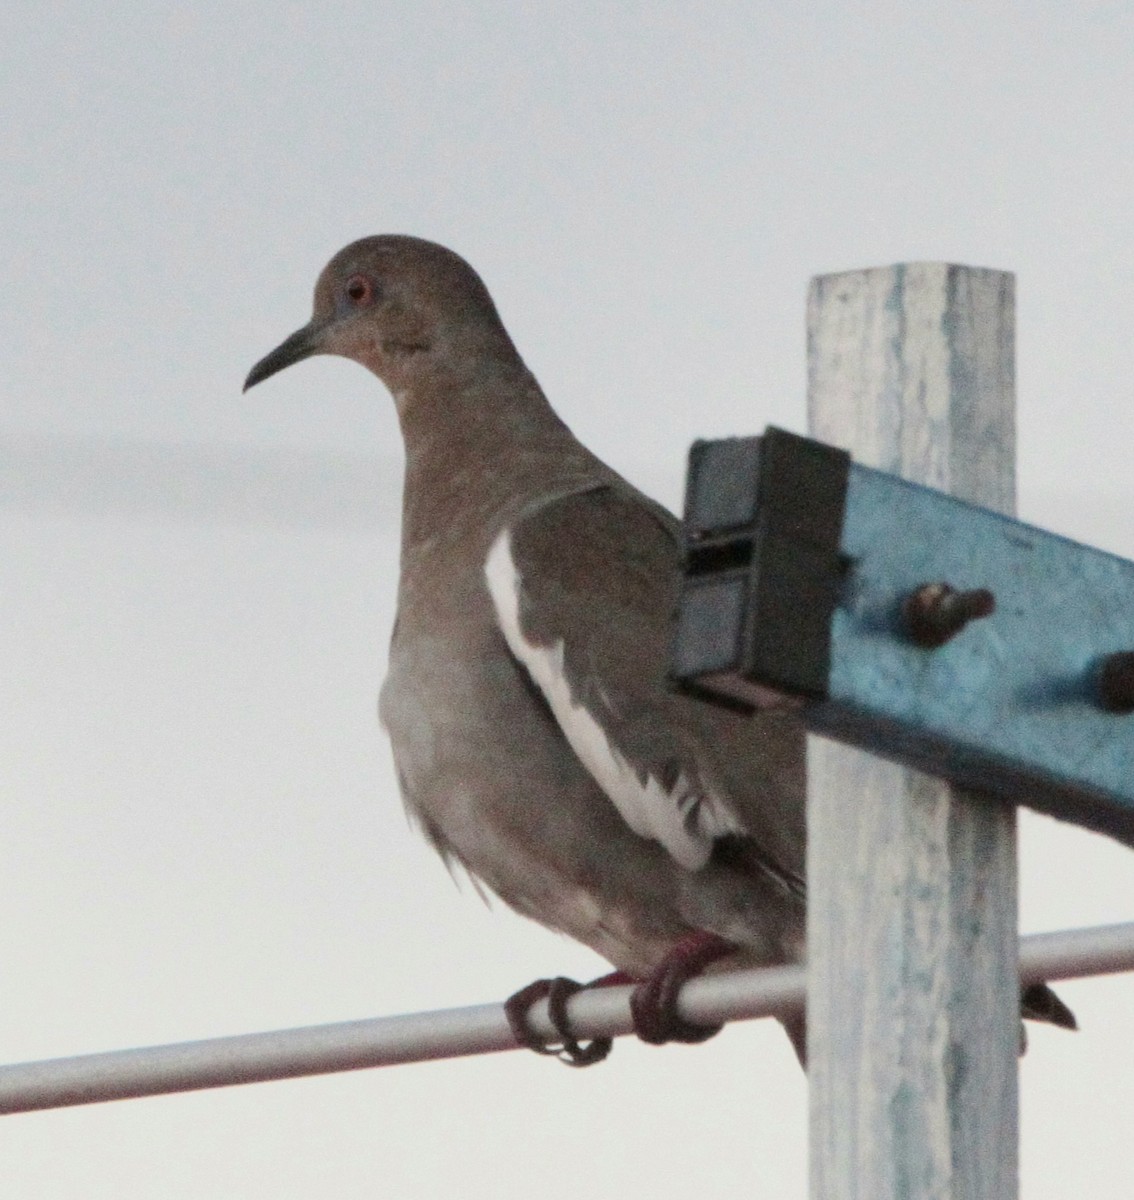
[1097,652,1134,714]
[903,582,996,648]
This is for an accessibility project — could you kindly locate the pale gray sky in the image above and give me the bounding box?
[4,3,1134,1196]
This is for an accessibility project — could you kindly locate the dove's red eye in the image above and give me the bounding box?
[345,275,374,305]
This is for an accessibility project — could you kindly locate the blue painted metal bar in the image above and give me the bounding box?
[814,463,1134,844]
[672,429,1134,846]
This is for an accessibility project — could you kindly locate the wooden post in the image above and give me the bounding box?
[806,264,1019,1200]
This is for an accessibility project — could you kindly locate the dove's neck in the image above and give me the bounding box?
[393,356,608,561]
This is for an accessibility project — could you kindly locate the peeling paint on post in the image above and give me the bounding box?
[806,264,1018,1200]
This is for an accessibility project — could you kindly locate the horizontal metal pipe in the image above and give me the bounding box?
[3,921,1133,1115]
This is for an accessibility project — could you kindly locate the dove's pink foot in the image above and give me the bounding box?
[504,974,623,1067]
[630,931,735,1045]
[505,933,735,1065]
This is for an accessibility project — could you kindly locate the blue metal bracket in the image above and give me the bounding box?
[671,428,1134,848]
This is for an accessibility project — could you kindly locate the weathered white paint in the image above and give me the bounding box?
[484,529,739,871]
[806,264,1018,1200]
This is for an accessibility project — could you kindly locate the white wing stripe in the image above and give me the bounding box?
[485,529,713,871]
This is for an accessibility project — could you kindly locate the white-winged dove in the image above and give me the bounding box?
[245,236,1075,1065]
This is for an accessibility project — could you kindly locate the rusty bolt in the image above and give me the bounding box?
[903,582,996,648]
[1097,652,1134,714]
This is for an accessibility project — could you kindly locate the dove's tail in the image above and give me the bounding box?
[1021,982,1078,1030]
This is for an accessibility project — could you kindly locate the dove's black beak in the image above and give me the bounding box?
[243,320,329,392]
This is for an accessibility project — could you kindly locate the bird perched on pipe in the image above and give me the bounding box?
[244,235,1075,1065]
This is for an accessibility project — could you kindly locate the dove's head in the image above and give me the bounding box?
[244,236,518,404]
